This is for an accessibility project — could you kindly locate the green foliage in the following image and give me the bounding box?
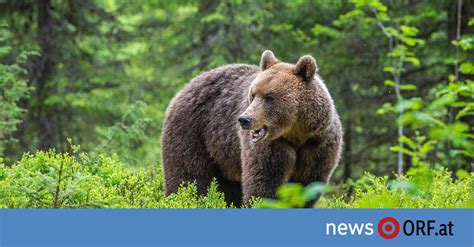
[349,0,473,173]
[2,148,470,209]
[399,61,474,164]
[0,149,230,208]
[320,167,473,208]
[261,165,472,209]
[97,101,153,165]
[0,28,33,155]
[391,133,436,166]
[0,0,472,208]
[161,180,229,208]
[260,183,332,208]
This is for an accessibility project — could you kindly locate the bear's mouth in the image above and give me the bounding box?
[250,127,267,143]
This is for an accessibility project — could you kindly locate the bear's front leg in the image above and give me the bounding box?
[292,132,342,207]
[241,140,296,204]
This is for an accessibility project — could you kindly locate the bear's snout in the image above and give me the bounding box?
[238,115,252,129]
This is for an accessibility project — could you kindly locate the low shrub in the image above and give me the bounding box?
[261,166,473,208]
[320,167,473,208]
[0,149,230,208]
[1,149,471,209]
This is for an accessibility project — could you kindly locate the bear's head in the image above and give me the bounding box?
[238,50,334,145]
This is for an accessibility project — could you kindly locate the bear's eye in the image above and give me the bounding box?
[264,95,274,102]
[250,93,255,101]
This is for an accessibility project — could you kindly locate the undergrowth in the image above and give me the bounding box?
[1,149,471,208]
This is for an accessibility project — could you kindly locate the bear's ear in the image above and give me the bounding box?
[260,50,279,71]
[294,55,318,81]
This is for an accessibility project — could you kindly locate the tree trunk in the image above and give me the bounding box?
[445,0,464,174]
[197,0,219,70]
[35,0,55,150]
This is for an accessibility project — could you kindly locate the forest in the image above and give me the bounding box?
[0,0,472,208]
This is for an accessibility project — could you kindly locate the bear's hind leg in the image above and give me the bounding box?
[163,135,217,197]
[216,176,242,207]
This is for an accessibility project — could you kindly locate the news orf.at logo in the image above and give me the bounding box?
[326,216,454,239]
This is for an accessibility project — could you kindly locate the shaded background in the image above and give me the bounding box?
[1,0,473,184]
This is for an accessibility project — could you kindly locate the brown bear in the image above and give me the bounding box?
[162,50,342,206]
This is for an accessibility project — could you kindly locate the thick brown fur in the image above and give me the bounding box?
[162,50,342,207]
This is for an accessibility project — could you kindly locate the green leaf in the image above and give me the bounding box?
[384,80,395,86]
[419,141,435,155]
[202,13,227,23]
[390,181,418,194]
[400,25,418,36]
[405,57,420,66]
[383,66,395,73]
[469,17,474,26]
[303,182,331,201]
[406,166,434,192]
[0,46,12,57]
[391,146,416,156]
[456,36,473,51]
[449,74,456,82]
[371,1,387,12]
[399,136,416,150]
[396,98,422,112]
[456,103,474,120]
[455,169,470,179]
[311,24,340,38]
[459,62,474,75]
[399,84,417,91]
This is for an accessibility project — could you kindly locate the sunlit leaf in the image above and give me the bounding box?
[459,62,474,75]
[399,84,416,91]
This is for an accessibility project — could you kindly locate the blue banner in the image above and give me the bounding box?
[0,209,472,247]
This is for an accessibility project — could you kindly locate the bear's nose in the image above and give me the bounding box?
[238,116,252,129]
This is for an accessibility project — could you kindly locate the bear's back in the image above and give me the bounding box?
[163,64,260,181]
